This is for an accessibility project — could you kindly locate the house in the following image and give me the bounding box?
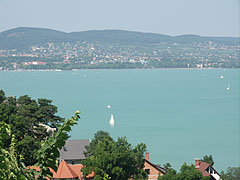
[28,160,94,180]
[195,158,222,180]
[59,140,166,179]
[52,160,80,179]
[143,152,166,180]
[51,160,94,180]
[59,139,90,165]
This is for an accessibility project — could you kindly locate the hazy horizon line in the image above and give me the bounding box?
[1,26,239,38]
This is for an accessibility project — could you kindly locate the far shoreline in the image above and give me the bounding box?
[0,67,239,72]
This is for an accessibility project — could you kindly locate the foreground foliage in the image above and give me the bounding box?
[81,130,148,180]
[0,89,80,179]
[0,111,80,179]
[0,90,64,166]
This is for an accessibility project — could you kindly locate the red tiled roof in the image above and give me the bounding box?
[197,161,220,177]
[197,161,210,176]
[198,161,210,172]
[69,164,95,179]
[53,160,79,179]
[69,164,84,180]
[54,161,94,179]
[27,161,94,180]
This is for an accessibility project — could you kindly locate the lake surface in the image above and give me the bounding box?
[0,69,239,171]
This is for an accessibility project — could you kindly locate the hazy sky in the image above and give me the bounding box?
[0,0,239,37]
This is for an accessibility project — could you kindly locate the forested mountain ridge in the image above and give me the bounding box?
[0,27,238,49]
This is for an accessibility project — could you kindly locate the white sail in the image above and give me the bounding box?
[109,114,115,127]
[227,83,230,91]
[220,75,224,79]
[107,104,111,109]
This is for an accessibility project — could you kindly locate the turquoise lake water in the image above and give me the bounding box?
[0,69,239,171]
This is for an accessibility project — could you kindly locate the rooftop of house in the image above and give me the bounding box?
[59,139,90,160]
[54,160,80,179]
[144,159,167,174]
[27,160,94,180]
[195,158,220,178]
[144,152,166,175]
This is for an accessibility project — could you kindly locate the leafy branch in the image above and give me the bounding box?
[0,111,81,179]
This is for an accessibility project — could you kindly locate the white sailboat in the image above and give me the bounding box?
[227,84,230,91]
[220,74,224,79]
[107,104,111,109]
[109,114,115,127]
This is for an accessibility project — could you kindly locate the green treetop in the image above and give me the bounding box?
[81,130,148,180]
[158,162,210,180]
[0,90,64,165]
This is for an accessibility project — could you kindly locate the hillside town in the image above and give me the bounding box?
[0,40,239,70]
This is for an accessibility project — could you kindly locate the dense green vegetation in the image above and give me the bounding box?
[0,90,81,179]
[81,130,148,180]
[0,113,80,179]
[0,90,64,166]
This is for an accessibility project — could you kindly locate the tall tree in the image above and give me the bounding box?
[84,130,113,157]
[81,130,147,180]
[0,90,64,165]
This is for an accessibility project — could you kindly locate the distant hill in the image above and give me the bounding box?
[0,27,73,49]
[0,27,238,49]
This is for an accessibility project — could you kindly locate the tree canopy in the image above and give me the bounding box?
[0,90,64,165]
[0,89,82,179]
[0,109,81,179]
[81,130,148,180]
[220,167,240,180]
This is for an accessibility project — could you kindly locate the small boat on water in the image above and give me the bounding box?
[220,74,224,79]
[227,84,230,91]
[109,114,115,127]
[107,104,111,109]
